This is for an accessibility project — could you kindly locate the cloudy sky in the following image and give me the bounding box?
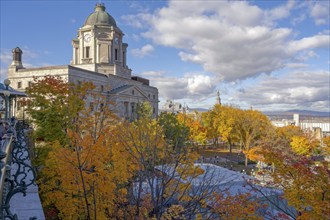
[0,0,329,112]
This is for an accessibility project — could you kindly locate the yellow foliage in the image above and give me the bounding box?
[290,136,317,156]
[246,146,264,162]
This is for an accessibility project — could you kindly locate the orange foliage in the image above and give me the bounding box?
[211,192,263,220]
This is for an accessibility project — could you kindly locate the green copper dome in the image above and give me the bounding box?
[84,3,117,27]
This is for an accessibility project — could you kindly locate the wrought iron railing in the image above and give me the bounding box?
[0,120,37,220]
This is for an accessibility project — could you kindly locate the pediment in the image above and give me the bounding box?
[110,85,148,99]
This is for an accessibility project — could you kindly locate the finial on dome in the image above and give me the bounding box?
[95,2,106,11]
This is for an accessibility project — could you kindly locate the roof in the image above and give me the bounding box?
[156,163,280,197]
[84,3,117,27]
[109,84,133,94]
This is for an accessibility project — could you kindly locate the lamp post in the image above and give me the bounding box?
[3,79,11,121]
[3,90,10,121]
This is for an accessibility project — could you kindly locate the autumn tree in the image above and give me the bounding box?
[210,191,264,220]
[290,135,319,156]
[202,110,219,146]
[25,75,70,143]
[209,104,241,153]
[177,112,207,148]
[30,78,132,219]
[235,109,273,167]
[255,124,330,219]
[322,136,330,156]
[259,148,330,219]
[112,103,240,219]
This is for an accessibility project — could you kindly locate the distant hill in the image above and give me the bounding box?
[188,107,209,112]
[187,108,330,117]
[263,110,329,117]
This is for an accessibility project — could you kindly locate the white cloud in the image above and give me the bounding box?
[286,62,309,69]
[0,69,7,81]
[187,75,213,95]
[265,0,295,22]
[291,13,306,26]
[125,1,329,82]
[234,70,330,111]
[140,71,164,77]
[288,35,330,52]
[121,13,152,29]
[140,71,217,100]
[0,50,12,65]
[310,1,330,25]
[131,44,154,58]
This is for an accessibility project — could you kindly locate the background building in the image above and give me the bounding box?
[271,113,330,139]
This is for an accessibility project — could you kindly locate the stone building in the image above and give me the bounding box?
[160,100,187,114]
[7,3,158,120]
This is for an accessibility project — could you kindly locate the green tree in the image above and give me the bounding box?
[25,75,70,143]
[158,112,189,150]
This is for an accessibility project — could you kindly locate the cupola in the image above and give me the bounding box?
[84,3,117,27]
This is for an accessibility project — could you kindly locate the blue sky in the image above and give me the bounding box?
[1,0,329,112]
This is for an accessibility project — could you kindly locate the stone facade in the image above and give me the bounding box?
[7,3,158,120]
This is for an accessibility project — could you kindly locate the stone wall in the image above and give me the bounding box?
[8,66,69,91]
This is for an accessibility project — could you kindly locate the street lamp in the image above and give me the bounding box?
[3,79,11,121]
[3,90,10,121]
[3,79,10,90]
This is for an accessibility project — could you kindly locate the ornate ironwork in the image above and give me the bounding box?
[0,121,37,220]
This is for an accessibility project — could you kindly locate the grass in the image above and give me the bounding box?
[198,147,257,174]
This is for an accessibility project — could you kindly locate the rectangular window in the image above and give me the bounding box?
[75,48,78,64]
[115,49,118,60]
[124,102,128,115]
[17,81,22,89]
[17,101,22,111]
[85,46,90,58]
[153,107,156,114]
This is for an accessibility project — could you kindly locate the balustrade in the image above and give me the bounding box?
[0,120,38,220]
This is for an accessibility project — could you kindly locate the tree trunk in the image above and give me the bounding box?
[229,140,232,153]
[77,157,91,219]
